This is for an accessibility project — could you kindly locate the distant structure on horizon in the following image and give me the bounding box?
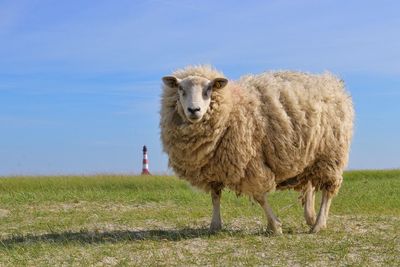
[141,145,151,175]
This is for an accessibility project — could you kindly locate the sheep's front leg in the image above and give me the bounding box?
[310,189,332,233]
[255,194,282,235]
[209,187,222,232]
[304,181,316,226]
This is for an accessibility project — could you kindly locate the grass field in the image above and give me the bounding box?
[0,170,399,266]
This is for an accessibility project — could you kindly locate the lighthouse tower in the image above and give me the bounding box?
[141,145,151,175]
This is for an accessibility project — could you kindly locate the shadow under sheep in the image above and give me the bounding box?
[0,228,252,247]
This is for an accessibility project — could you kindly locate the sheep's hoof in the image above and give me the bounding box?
[309,223,326,234]
[305,215,316,226]
[209,223,222,233]
[267,222,283,235]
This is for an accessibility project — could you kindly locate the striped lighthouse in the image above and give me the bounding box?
[141,145,150,175]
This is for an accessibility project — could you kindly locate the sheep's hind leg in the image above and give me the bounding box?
[304,180,316,226]
[255,194,282,235]
[310,189,332,233]
[209,187,222,232]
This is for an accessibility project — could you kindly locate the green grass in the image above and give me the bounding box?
[1,170,399,266]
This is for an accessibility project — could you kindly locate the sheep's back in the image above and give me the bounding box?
[238,71,354,182]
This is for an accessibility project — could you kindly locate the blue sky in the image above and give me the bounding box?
[0,0,399,175]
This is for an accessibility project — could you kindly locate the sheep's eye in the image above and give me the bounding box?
[178,86,186,96]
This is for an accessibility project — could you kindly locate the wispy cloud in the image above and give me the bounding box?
[0,115,56,128]
[1,1,399,75]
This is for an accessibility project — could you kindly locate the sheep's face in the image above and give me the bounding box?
[162,75,228,123]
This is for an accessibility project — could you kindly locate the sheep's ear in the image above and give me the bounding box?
[211,77,228,90]
[162,76,180,88]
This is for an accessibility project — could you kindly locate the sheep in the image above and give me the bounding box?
[160,65,354,234]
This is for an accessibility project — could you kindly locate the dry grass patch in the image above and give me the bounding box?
[0,171,399,266]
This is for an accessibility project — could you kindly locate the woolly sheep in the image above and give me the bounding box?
[160,65,354,234]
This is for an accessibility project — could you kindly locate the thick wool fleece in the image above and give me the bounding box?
[160,65,354,198]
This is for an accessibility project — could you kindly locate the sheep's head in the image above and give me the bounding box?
[162,75,228,123]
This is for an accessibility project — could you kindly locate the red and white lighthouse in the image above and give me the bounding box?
[141,145,150,175]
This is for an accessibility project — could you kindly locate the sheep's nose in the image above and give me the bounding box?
[187,107,201,114]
